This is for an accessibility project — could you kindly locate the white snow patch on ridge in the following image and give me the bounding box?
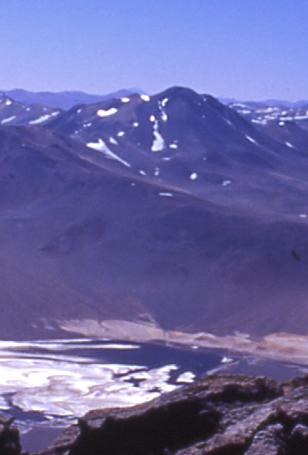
[151,118,165,152]
[141,94,150,102]
[87,139,131,167]
[246,135,258,145]
[97,108,118,117]
[1,115,16,124]
[29,113,58,125]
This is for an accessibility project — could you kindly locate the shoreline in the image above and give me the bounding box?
[60,318,308,367]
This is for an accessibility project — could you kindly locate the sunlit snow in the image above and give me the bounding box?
[141,95,150,102]
[1,115,16,124]
[176,372,195,384]
[97,108,118,117]
[29,114,54,125]
[246,135,258,144]
[151,118,165,152]
[86,139,131,167]
[0,355,179,417]
[190,173,198,180]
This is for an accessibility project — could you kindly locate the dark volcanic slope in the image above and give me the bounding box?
[1,88,308,339]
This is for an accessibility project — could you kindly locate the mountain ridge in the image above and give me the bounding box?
[0,86,308,339]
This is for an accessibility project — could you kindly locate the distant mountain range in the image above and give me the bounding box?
[2,88,308,110]
[1,86,308,340]
[220,98,308,109]
[2,88,143,109]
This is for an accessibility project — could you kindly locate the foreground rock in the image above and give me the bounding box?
[40,374,308,455]
[0,415,21,455]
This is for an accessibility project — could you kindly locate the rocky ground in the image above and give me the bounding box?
[5,373,301,455]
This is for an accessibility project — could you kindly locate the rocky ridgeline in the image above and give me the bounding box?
[25,374,308,455]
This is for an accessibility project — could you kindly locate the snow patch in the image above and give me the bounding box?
[29,114,53,124]
[1,115,16,124]
[5,99,12,106]
[154,167,160,176]
[139,170,146,176]
[169,143,178,149]
[221,356,233,364]
[141,94,150,102]
[159,192,173,197]
[97,108,118,117]
[251,118,267,125]
[286,142,294,148]
[222,180,232,186]
[109,137,118,145]
[176,372,195,384]
[86,139,131,167]
[133,122,139,127]
[117,131,125,137]
[246,135,258,144]
[161,98,168,107]
[121,97,130,103]
[161,111,168,122]
[190,173,198,181]
[158,101,168,122]
[299,214,307,218]
[151,118,165,152]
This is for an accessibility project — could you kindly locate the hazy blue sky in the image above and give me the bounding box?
[0,0,307,100]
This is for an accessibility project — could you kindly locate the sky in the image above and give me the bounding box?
[0,0,307,101]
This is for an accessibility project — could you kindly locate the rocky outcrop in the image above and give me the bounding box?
[0,416,22,455]
[40,374,308,455]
